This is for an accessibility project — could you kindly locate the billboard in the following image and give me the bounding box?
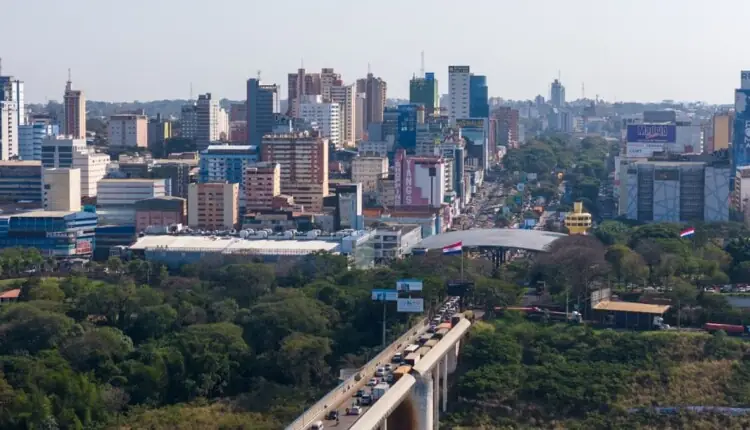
[396,279,423,292]
[448,66,470,74]
[397,298,424,313]
[626,142,665,157]
[403,157,416,205]
[371,289,398,301]
[626,124,676,143]
[455,118,485,129]
[394,150,404,206]
[75,239,92,254]
[734,89,750,170]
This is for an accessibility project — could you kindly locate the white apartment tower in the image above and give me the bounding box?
[0,101,18,160]
[330,84,357,147]
[448,65,471,124]
[299,96,341,147]
[41,137,110,197]
[195,93,220,149]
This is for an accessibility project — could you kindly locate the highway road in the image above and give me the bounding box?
[323,324,430,430]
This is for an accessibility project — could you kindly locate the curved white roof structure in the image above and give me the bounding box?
[416,229,566,252]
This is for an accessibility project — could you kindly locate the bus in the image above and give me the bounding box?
[416,346,431,357]
[404,352,421,366]
[392,365,412,382]
[404,344,420,354]
[424,339,439,348]
[418,334,434,345]
[434,329,449,340]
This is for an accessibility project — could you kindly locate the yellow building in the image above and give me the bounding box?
[564,201,592,235]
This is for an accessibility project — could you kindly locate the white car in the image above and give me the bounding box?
[348,406,362,415]
[374,368,384,377]
[367,378,378,386]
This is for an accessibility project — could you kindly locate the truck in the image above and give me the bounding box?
[372,383,390,401]
[392,365,412,382]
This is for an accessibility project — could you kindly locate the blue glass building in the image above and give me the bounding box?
[469,75,489,118]
[397,104,419,153]
[199,145,259,211]
[19,123,58,161]
[733,88,750,184]
[0,210,97,258]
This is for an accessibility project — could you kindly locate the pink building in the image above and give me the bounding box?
[393,149,446,208]
[134,196,187,232]
[244,162,281,210]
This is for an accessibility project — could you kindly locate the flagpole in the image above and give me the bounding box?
[460,246,464,281]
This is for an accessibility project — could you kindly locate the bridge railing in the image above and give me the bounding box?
[285,317,428,430]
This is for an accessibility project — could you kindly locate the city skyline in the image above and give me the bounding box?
[5,0,750,104]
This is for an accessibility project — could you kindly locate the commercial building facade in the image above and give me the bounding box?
[448,66,471,123]
[41,137,110,197]
[393,149,446,208]
[188,182,238,229]
[109,114,148,148]
[195,93,220,149]
[244,162,280,210]
[0,210,97,258]
[356,73,387,131]
[43,168,81,211]
[63,78,86,139]
[246,79,278,146]
[329,83,356,147]
[96,178,168,224]
[261,133,329,212]
[620,160,731,222]
[0,161,42,203]
[409,73,439,115]
[351,156,388,193]
[0,101,18,160]
[299,96,341,147]
[19,123,57,161]
[134,196,186,232]
[469,75,489,118]
[199,144,259,210]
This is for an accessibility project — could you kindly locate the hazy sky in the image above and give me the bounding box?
[4,0,749,104]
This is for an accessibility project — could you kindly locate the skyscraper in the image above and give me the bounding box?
[469,75,489,118]
[409,73,439,116]
[551,79,566,108]
[330,82,357,147]
[0,73,25,128]
[448,66,471,124]
[63,71,86,139]
[356,73,387,130]
[287,68,322,117]
[320,68,340,102]
[246,79,278,146]
[195,93,220,150]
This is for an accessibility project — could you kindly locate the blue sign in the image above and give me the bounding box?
[734,90,750,174]
[371,289,398,302]
[626,124,676,143]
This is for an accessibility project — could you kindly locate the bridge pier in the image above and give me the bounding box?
[414,371,434,430]
[442,357,448,412]
[433,360,440,430]
[447,341,459,374]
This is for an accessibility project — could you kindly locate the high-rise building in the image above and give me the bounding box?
[288,68,322,117]
[469,75,489,118]
[134,196,186,232]
[63,73,86,139]
[152,161,192,200]
[261,132,328,211]
[147,114,172,151]
[550,79,566,108]
[448,66,471,124]
[409,73,439,116]
[494,107,520,147]
[356,73,387,129]
[329,83,357,147]
[246,79,278,146]
[188,182,238,229]
[710,112,733,153]
[0,101,18,160]
[320,68,340,102]
[199,144,259,210]
[244,162,280,210]
[0,74,25,128]
[41,137,110,197]
[109,113,148,148]
[180,103,197,139]
[217,107,229,140]
[43,168,81,212]
[299,96,341,147]
[195,93,220,150]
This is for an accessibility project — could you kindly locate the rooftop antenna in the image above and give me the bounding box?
[420,51,425,77]
[257,70,261,81]
[368,62,372,75]
[300,58,304,69]
[558,70,561,81]
[581,82,585,99]
[189,82,193,101]
[66,68,72,91]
